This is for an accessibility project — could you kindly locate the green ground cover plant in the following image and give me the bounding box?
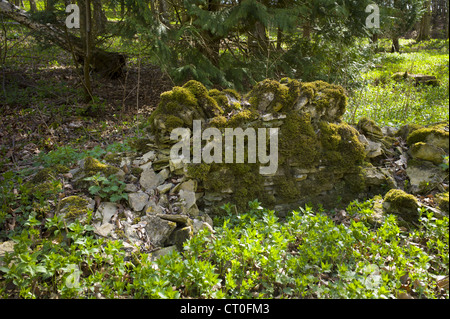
[346,39,449,126]
[1,199,447,299]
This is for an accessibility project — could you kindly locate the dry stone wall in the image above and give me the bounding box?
[147,78,399,216]
[30,79,448,258]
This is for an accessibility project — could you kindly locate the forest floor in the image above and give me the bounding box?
[0,27,448,299]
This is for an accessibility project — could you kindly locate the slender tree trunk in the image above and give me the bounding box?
[391,37,400,53]
[79,0,93,101]
[28,0,36,11]
[417,0,431,41]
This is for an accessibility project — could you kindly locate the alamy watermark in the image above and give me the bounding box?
[365,3,380,29]
[170,120,279,175]
[64,3,380,29]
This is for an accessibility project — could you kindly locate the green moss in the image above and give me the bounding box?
[160,86,198,109]
[227,109,259,127]
[357,117,384,140]
[209,89,242,113]
[318,121,366,169]
[407,127,449,150]
[183,80,223,117]
[84,156,119,177]
[32,165,69,183]
[103,153,122,166]
[60,196,89,219]
[396,123,423,140]
[299,81,347,117]
[209,115,228,128]
[383,189,419,223]
[131,166,144,176]
[208,89,229,107]
[164,115,185,131]
[436,192,449,213]
[185,163,212,180]
[30,180,63,199]
[128,138,153,153]
[223,89,241,101]
[247,79,290,113]
[279,113,318,167]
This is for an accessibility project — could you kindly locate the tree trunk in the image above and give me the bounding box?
[0,0,126,78]
[391,37,400,53]
[28,0,36,12]
[79,0,93,101]
[417,0,431,41]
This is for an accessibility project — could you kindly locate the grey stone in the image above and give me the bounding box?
[125,183,138,193]
[192,219,215,234]
[0,241,15,267]
[406,160,447,193]
[141,150,156,163]
[94,223,115,237]
[178,179,197,192]
[178,189,196,209]
[97,202,119,225]
[128,192,150,212]
[167,226,193,250]
[409,142,446,164]
[140,168,164,190]
[157,214,190,225]
[145,199,163,215]
[157,183,173,194]
[143,216,177,247]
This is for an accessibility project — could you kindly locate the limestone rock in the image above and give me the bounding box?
[96,202,119,225]
[157,183,173,194]
[382,189,420,224]
[178,189,196,209]
[157,214,191,225]
[145,199,163,215]
[409,142,446,164]
[143,215,177,247]
[406,160,447,193]
[128,192,150,212]
[150,245,177,261]
[140,168,164,190]
[94,223,115,237]
[59,196,91,221]
[167,226,193,250]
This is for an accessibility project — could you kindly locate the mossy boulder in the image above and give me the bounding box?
[436,192,449,213]
[148,80,224,142]
[407,127,449,151]
[83,156,121,177]
[382,189,420,224]
[409,142,447,164]
[59,196,93,221]
[31,165,69,184]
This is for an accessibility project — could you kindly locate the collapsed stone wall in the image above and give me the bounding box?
[147,79,401,216]
[27,79,448,257]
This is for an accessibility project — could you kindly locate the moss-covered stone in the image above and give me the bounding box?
[436,192,449,213]
[407,127,449,151]
[209,89,242,113]
[59,196,90,219]
[357,117,384,141]
[32,165,69,184]
[383,189,420,223]
[409,142,447,164]
[84,156,120,177]
[246,79,290,113]
[128,138,154,153]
